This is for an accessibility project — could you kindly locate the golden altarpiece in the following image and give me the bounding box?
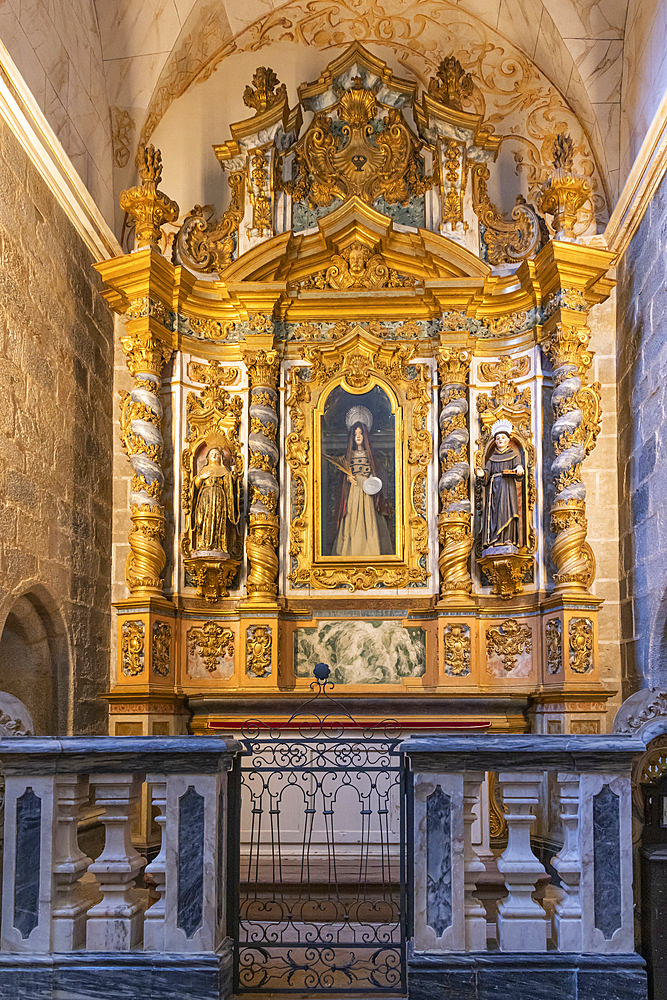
[99,45,615,741]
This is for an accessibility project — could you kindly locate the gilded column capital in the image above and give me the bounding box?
[242,347,280,391]
[120,328,173,378]
[437,346,471,385]
[540,323,592,377]
[119,145,179,251]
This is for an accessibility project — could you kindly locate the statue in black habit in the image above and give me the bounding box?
[475,419,524,553]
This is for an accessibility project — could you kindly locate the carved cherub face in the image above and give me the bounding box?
[348,246,365,275]
[494,432,510,452]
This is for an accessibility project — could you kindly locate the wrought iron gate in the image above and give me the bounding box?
[228,666,411,994]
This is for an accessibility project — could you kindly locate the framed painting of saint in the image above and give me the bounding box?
[317,384,398,560]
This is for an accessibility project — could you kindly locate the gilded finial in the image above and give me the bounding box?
[243,67,287,115]
[552,133,575,172]
[120,144,179,250]
[538,132,592,241]
[428,56,474,112]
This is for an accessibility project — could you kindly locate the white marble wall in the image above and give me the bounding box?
[0,0,114,222]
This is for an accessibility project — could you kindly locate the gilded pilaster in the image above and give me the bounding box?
[119,325,173,597]
[437,347,474,600]
[541,323,601,594]
[243,323,281,605]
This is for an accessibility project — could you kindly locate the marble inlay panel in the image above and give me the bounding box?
[593,783,621,939]
[178,785,205,939]
[426,785,452,937]
[13,787,41,939]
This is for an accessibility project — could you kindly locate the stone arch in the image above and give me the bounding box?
[0,585,70,736]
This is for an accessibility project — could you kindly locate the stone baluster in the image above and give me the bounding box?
[551,773,582,951]
[436,347,474,599]
[119,328,173,597]
[143,775,168,951]
[541,324,601,594]
[86,774,146,951]
[51,775,94,951]
[462,772,487,951]
[496,772,548,951]
[243,334,281,604]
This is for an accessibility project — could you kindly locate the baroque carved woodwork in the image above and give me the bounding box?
[486,619,532,672]
[188,622,235,673]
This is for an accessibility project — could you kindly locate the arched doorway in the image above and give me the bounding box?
[0,588,70,735]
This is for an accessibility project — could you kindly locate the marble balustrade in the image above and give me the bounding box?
[401,734,645,957]
[0,736,241,1000]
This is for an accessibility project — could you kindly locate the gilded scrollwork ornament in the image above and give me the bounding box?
[486,618,532,672]
[443,623,471,677]
[545,618,562,674]
[121,620,145,677]
[285,76,431,213]
[188,622,235,673]
[246,625,272,677]
[569,617,594,673]
[174,171,244,273]
[471,163,543,265]
[152,621,171,677]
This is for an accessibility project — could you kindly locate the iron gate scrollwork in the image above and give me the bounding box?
[229,663,410,994]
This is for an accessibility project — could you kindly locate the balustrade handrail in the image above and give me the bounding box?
[400,733,646,770]
[0,735,242,773]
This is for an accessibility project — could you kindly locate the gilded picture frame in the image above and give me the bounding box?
[286,326,432,592]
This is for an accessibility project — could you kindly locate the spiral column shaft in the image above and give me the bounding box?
[119,326,173,597]
[243,344,281,603]
[541,323,600,593]
[437,348,474,599]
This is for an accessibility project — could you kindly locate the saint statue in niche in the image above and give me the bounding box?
[475,419,525,553]
[191,446,241,555]
[320,388,396,557]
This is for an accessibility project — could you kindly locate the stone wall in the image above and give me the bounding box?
[0,115,114,735]
[616,169,667,694]
[584,290,623,722]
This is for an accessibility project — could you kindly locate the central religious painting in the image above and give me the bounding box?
[287,328,432,592]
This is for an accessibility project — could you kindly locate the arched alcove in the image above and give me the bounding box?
[0,589,70,736]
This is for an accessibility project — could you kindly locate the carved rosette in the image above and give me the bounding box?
[541,324,601,593]
[244,336,281,602]
[119,329,173,597]
[437,348,473,598]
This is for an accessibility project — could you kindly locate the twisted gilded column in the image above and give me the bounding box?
[437,348,474,599]
[119,328,172,596]
[243,341,280,604]
[541,323,601,593]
